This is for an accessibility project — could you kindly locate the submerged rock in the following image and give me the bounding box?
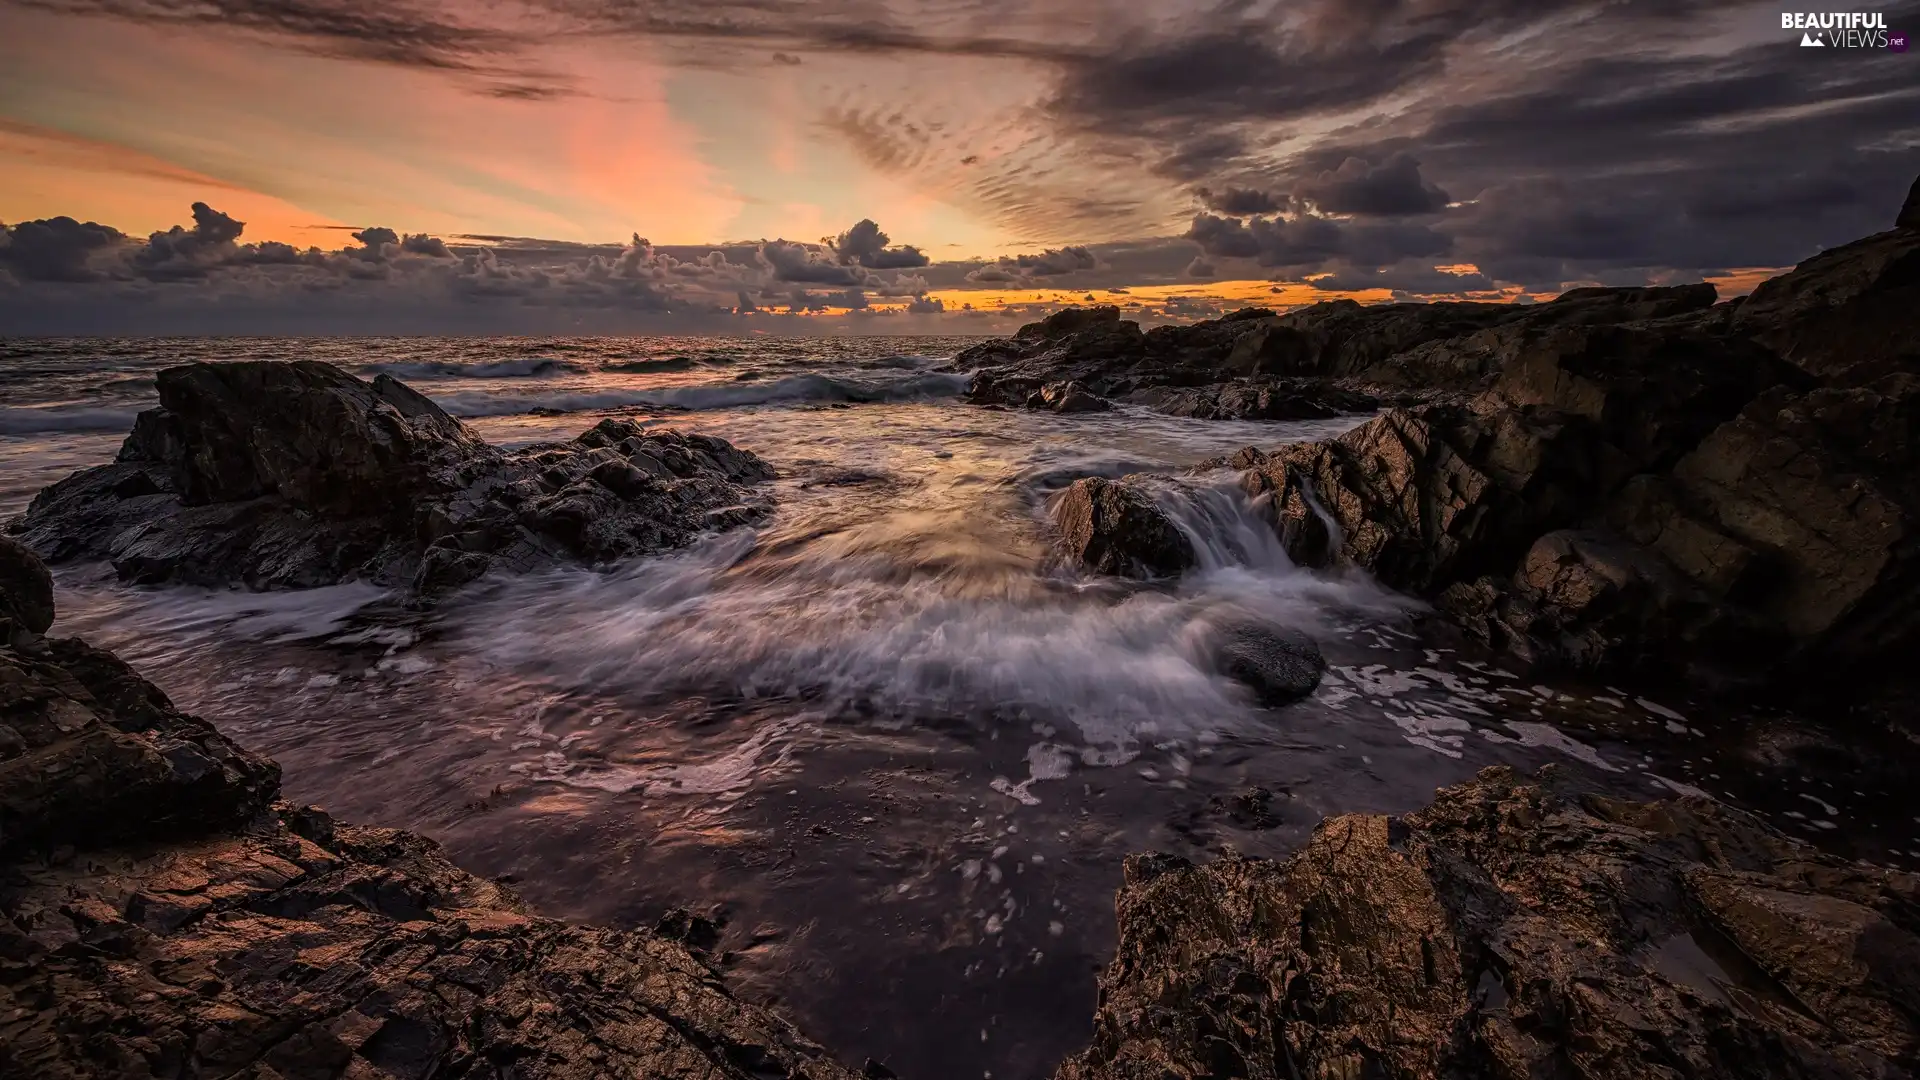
[1059,764,1920,1080]
[1053,476,1196,579]
[9,361,776,593]
[0,542,859,1080]
[1215,620,1326,703]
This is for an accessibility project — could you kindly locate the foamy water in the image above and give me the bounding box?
[8,335,1916,1079]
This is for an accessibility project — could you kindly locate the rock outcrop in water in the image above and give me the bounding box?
[1058,764,1920,1080]
[7,361,775,594]
[1211,177,1920,711]
[0,544,859,1080]
[950,278,1726,421]
[1054,476,1197,580]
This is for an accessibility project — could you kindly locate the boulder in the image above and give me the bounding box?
[10,362,776,593]
[1057,765,1920,1080]
[1054,477,1196,579]
[1215,620,1326,703]
[1016,304,1123,341]
[0,535,55,637]
[1033,380,1113,414]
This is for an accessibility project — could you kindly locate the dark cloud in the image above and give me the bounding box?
[1294,154,1449,216]
[1185,211,1450,271]
[1007,245,1096,276]
[0,215,125,282]
[1185,256,1215,278]
[828,218,929,269]
[906,293,944,313]
[1194,185,1281,216]
[400,233,453,257]
[17,0,571,95]
[759,239,869,285]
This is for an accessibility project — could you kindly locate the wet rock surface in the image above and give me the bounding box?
[1058,764,1920,1080]
[0,546,858,1080]
[1213,620,1326,704]
[1211,184,1920,708]
[0,536,54,639]
[8,360,775,593]
[951,281,1727,423]
[1053,476,1197,579]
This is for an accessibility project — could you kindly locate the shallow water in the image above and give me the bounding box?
[8,337,1919,1079]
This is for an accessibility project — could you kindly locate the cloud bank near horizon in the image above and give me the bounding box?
[3,0,1917,333]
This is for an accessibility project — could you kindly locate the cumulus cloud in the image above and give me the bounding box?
[1293,154,1449,216]
[1195,186,1281,216]
[906,293,944,313]
[0,216,126,282]
[828,219,930,269]
[760,239,869,284]
[1185,256,1215,277]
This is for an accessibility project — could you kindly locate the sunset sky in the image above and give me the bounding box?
[1,0,1915,333]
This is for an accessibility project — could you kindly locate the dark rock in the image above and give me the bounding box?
[0,535,55,636]
[1229,318,1832,680]
[1215,620,1326,703]
[0,600,858,1080]
[1900,173,1920,230]
[1124,378,1376,421]
[1057,765,1920,1080]
[1732,226,1920,386]
[1054,477,1196,579]
[1016,304,1123,341]
[11,362,776,593]
[1032,380,1113,414]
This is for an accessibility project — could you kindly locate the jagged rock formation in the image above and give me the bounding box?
[1053,476,1197,580]
[1220,179,1920,702]
[950,282,1725,420]
[1058,765,1920,1080]
[8,361,775,594]
[0,543,858,1080]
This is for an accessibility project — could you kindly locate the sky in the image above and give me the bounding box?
[0,0,1915,334]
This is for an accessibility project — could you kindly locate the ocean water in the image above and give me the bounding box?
[5,336,1917,1079]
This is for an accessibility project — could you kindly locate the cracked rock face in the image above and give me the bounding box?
[1216,182,1920,699]
[8,361,776,594]
[1058,765,1920,1080]
[0,541,858,1080]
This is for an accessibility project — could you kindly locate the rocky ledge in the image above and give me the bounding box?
[5,537,1915,1078]
[1060,764,1920,1079]
[7,361,774,594]
[1044,177,1920,726]
[949,277,1725,420]
[0,534,857,1079]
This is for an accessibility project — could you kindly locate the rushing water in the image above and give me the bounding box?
[6,336,1918,1079]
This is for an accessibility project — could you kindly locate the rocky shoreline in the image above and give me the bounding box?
[4,178,1917,1078]
[996,180,1920,736]
[7,538,1917,1078]
[10,361,775,595]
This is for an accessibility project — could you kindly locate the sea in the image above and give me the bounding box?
[4,335,1916,1079]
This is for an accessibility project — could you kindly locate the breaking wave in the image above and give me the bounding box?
[430,371,971,418]
[363,357,580,380]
